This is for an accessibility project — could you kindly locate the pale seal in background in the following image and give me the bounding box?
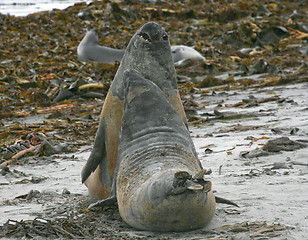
[77,29,206,66]
[77,29,124,64]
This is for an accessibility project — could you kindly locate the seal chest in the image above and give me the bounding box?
[116,69,216,232]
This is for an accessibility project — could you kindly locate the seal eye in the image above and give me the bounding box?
[139,32,152,42]
[162,34,168,41]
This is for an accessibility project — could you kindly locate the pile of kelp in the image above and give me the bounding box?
[0,0,307,187]
[0,0,307,108]
[1,0,307,108]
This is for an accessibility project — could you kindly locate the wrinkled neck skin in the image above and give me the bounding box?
[110,24,177,100]
[117,110,201,196]
[118,125,199,173]
[118,144,200,189]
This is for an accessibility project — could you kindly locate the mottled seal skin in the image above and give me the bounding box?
[81,22,187,200]
[114,69,216,232]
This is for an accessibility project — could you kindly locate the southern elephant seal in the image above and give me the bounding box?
[171,45,206,66]
[77,29,124,64]
[81,22,187,200]
[77,29,206,66]
[114,69,216,232]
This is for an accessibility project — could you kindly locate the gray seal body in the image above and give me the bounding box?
[115,69,216,232]
[81,22,187,200]
[77,29,124,64]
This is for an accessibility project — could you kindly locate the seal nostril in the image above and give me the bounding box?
[139,32,152,42]
[162,34,168,41]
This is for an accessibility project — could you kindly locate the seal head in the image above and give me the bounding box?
[111,22,177,98]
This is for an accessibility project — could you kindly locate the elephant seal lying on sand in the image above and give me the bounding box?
[112,69,216,232]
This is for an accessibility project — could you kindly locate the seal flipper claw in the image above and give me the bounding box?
[191,169,212,192]
[192,169,207,180]
[172,171,212,194]
[186,182,204,191]
[202,181,212,193]
[215,196,239,207]
[171,171,192,195]
[88,196,117,209]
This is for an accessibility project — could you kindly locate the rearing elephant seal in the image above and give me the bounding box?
[81,22,187,200]
[114,69,216,232]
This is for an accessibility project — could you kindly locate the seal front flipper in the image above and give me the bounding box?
[81,118,107,184]
[81,86,124,200]
[215,196,239,207]
[88,196,117,208]
[88,172,118,208]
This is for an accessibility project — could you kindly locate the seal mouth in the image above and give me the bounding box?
[138,32,152,43]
